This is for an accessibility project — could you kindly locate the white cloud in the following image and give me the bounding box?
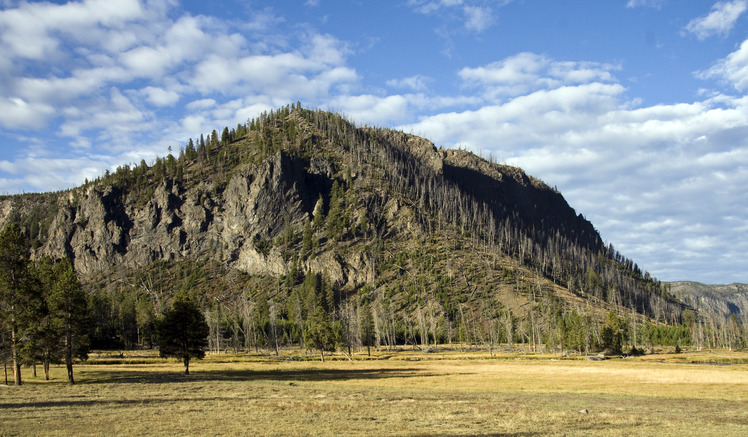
[626,0,666,8]
[58,87,150,147]
[685,0,747,40]
[407,0,506,33]
[463,6,493,32]
[458,53,619,102]
[188,33,357,100]
[141,86,180,106]
[0,97,55,129]
[186,98,217,111]
[0,0,146,60]
[698,38,748,91]
[332,94,412,125]
[386,75,432,91]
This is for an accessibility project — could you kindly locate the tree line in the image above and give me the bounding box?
[0,224,216,382]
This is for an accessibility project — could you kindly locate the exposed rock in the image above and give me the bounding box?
[2,110,609,293]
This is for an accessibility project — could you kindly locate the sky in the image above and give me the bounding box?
[1,0,747,285]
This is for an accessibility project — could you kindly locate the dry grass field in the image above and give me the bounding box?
[2,348,747,436]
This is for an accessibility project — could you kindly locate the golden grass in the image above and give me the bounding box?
[1,348,747,436]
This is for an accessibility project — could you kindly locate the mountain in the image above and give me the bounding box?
[669,281,748,319]
[0,105,690,351]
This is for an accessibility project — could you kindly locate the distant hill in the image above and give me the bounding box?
[669,281,748,319]
[0,105,691,351]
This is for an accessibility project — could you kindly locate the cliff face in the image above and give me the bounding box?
[34,151,315,277]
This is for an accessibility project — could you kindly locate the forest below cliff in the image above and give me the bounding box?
[1,105,745,366]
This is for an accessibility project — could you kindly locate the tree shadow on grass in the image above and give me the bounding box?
[80,367,435,385]
[0,397,217,410]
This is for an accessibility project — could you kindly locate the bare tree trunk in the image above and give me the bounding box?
[12,320,21,386]
[66,332,75,384]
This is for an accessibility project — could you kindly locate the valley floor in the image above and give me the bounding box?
[2,348,747,436]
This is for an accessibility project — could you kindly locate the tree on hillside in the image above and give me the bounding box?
[601,310,626,355]
[156,294,209,374]
[48,257,91,384]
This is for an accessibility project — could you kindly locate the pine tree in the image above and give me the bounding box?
[0,224,34,385]
[28,256,60,381]
[601,310,624,355]
[48,257,90,384]
[156,294,209,375]
[303,305,338,361]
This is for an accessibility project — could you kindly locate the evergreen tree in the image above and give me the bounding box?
[27,257,60,381]
[185,138,197,161]
[303,305,338,361]
[0,224,34,385]
[156,294,209,374]
[48,257,90,384]
[601,310,625,355]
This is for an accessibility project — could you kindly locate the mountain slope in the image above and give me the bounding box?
[669,281,748,319]
[0,106,689,350]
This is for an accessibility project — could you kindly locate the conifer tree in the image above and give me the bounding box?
[0,224,34,385]
[303,305,338,361]
[48,257,90,384]
[156,294,209,375]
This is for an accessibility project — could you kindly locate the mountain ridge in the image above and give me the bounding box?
[1,105,704,351]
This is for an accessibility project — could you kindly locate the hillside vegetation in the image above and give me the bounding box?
[2,104,740,355]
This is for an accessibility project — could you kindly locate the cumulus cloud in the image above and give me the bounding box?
[458,52,618,101]
[684,0,747,40]
[188,33,356,100]
[0,97,55,129]
[0,0,144,59]
[697,38,748,91]
[141,86,180,106]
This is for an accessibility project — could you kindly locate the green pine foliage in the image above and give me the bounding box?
[156,293,209,375]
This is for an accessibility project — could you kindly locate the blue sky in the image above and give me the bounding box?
[1,0,748,285]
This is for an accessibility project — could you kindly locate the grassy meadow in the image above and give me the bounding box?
[1,348,747,436]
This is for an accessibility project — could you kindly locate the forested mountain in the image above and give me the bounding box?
[2,105,735,354]
[668,282,747,349]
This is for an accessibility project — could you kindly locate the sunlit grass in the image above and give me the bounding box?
[1,348,747,436]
